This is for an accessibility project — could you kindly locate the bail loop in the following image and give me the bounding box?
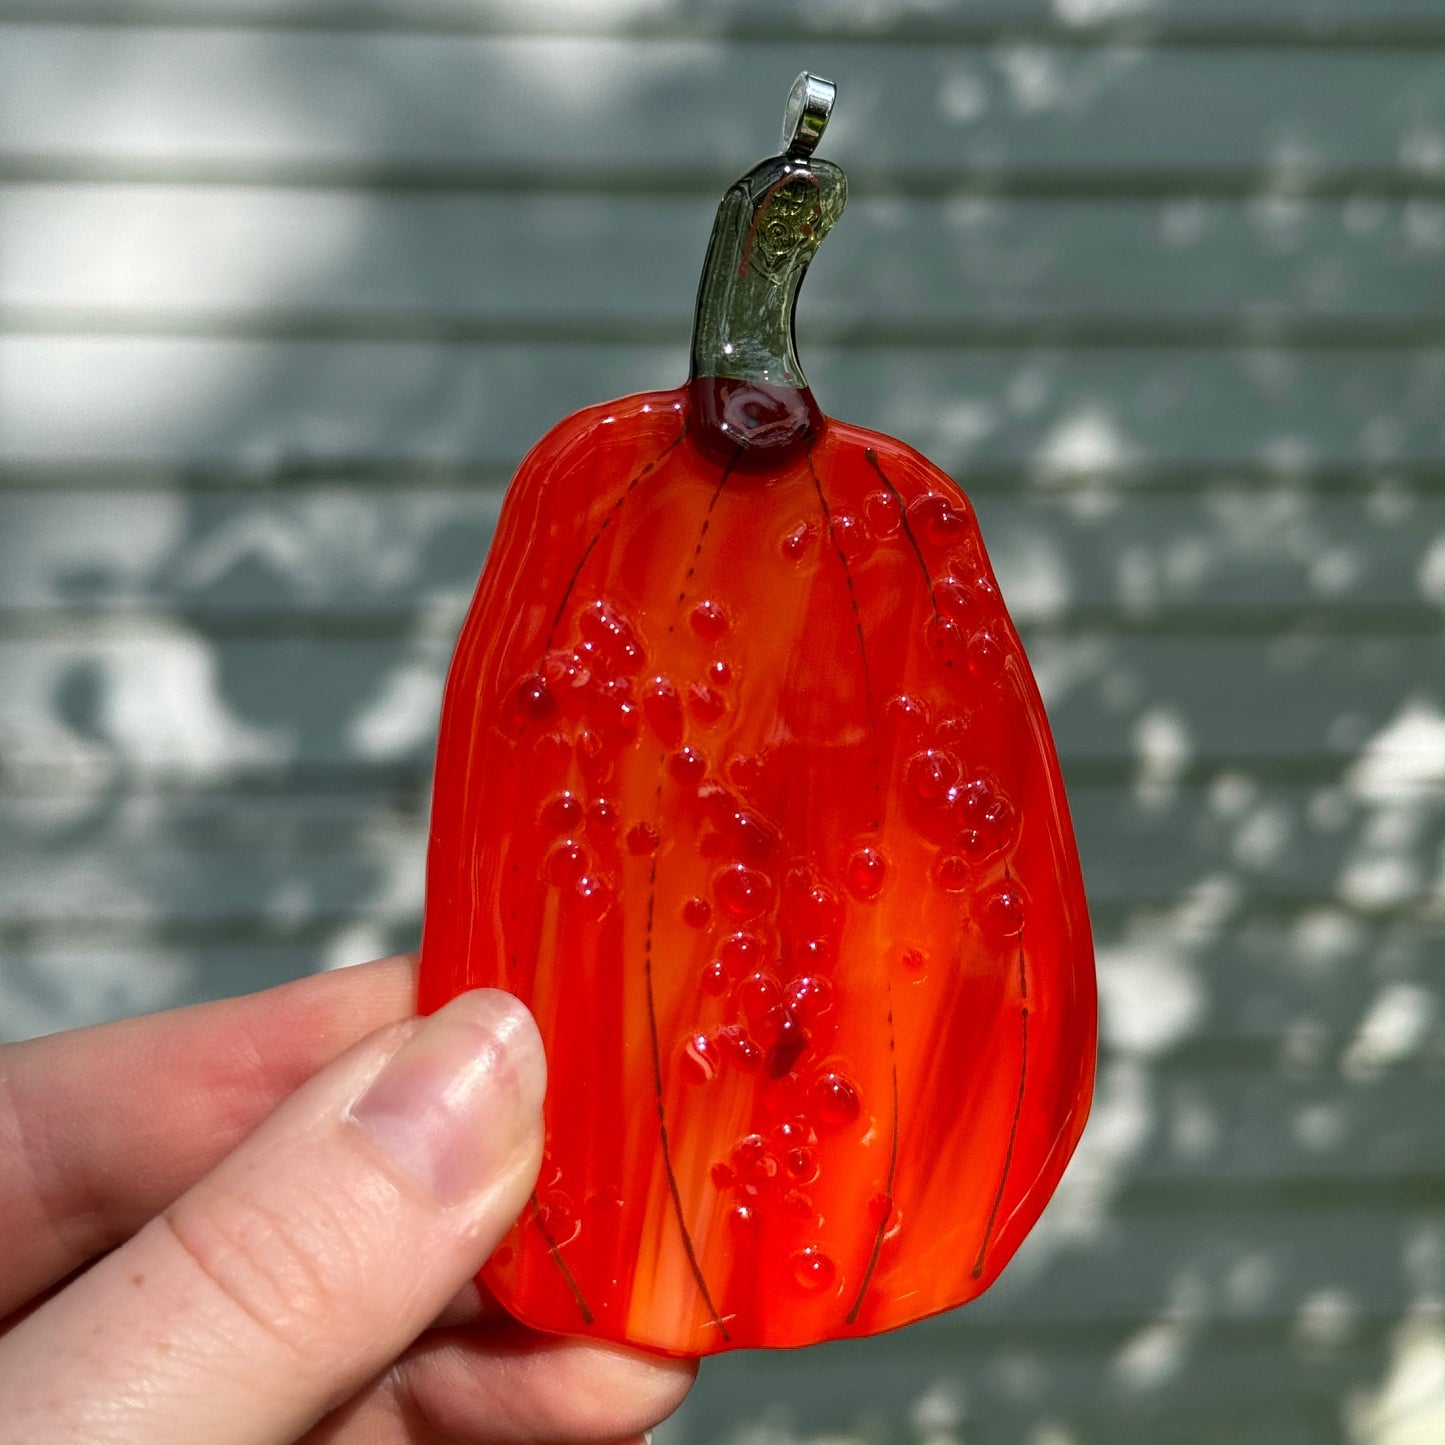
[781,72,836,159]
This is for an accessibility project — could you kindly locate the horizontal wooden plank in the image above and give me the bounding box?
[7,187,1445,334]
[2,459,1436,496]
[13,0,1445,46]
[0,834,424,930]
[2,932,1439,1194]
[0,627,1436,791]
[2,631,1441,778]
[7,339,1445,472]
[970,1207,1436,1328]
[974,488,1445,623]
[2,485,1442,626]
[1088,1067,1445,1187]
[679,1321,1423,1445]
[4,29,1445,187]
[4,799,1440,1092]
[11,907,1445,1086]
[0,940,344,1040]
[3,778,1442,925]
[7,933,1443,1220]
[0,486,505,622]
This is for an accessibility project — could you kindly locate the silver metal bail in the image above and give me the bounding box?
[781,72,836,159]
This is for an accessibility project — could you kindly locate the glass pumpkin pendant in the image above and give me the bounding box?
[418,73,1096,1356]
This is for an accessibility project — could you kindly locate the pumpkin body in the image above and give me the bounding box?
[418,380,1095,1355]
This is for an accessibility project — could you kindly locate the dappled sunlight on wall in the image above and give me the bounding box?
[2,2,1443,1439]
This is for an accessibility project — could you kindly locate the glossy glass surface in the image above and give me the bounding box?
[418,383,1096,1355]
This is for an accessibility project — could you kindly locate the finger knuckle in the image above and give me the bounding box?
[161,1177,365,1367]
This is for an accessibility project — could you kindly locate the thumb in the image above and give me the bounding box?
[0,989,546,1445]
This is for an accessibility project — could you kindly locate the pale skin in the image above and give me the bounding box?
[0,955,697,1443]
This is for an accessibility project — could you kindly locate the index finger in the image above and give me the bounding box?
[0,953,416,1318]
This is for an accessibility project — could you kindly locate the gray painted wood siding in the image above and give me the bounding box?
[0,4,1440,1442]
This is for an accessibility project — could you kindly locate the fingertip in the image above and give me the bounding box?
[348,987,545,1207]
[438,988,548,1117]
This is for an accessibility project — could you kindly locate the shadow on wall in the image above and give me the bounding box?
[0,14,1443,1443]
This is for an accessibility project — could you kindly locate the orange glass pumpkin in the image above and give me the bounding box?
[418,75,1095,1356]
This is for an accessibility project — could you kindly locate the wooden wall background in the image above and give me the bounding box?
[2,2,1443,1440]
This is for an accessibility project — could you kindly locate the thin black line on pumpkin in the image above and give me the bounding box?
[529,1189,595,1324]
[804,444,902,1323]
[971,870,1031,1281]
[846,999,899,1324]
[863,447,940,623]
[643,798,730,1341]
[666,448,739,634]
[637,446,743,1341]
[547,423,689,646]
[805,446,882,832]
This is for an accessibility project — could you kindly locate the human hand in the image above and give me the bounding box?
[0,955,696,1443]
